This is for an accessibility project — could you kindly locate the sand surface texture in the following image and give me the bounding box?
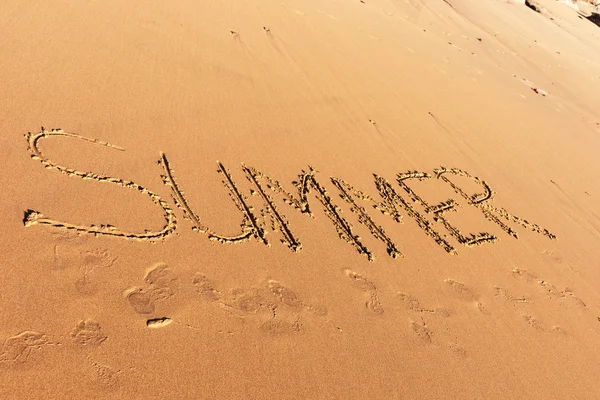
[2,0,600,398]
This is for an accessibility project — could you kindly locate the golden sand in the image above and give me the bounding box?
[1,0,600,398]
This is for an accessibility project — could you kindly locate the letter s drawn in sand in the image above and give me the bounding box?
[23,128,176,240]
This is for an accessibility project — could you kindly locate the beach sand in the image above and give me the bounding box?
[1,0,600,398]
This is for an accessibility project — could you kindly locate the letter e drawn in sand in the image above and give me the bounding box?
[396,170,498,250]
[372,174,457,254]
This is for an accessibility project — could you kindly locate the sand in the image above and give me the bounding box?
[1,0,600,398]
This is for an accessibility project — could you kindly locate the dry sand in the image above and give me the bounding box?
[2,0,600,398]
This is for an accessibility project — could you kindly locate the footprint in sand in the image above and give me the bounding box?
[192,273,222,302]
[125,262,178,315]
[259,316,303,336]
[264,280,330,334]
[0,331,57,364]
[444,279,490,315]
[551,326,568,335]
[410,318,433,343]
[144,263,177,299]
[191,274,325,335]
[447,340,467,356]
[191,273,268,317]
[523,314,544,331]
[88,358,121,390]
[227,287,275,316]
[267,280,303,309]
[538,280,563,298]
[71,319,108,347]
[49,234,117,296]
[225,286,305,335]
[522,314,565,334]
[493,287,531,303]
[266,279,328,316]
[81,248,117,270]
[542,250,580,275]
[512,268,538,283]
[399,292,465,355]
[512,268,586,309]
[74,274,99,296]
[397,292,450,317]
[344,269,384,314]
[48,232,86,271]
[561,288,587,309]
[75,248,117,296]
[542,250,564,264]
[541,281,587,309]
[51,237,116,271]
[126,289,156,314]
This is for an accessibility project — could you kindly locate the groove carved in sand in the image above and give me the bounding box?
[433,167,556,240]
[243,165,303,252]
[331,177,403,259]
[159,153,255,243]
[24,128,557,260]
[24,128,177,240]
[373,174,457,254]
[162,156,373,259]
[397,171,498,248]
